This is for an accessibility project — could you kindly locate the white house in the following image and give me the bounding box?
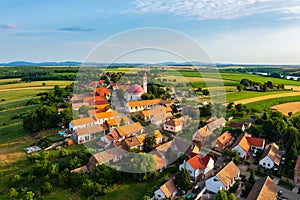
[154,178,177,200]
[95,111,119,125]
[125,99,160,113]
[179,155,214,181]
[259,143,282,170]
[163,117,184,134]
[206,161,240,193]
[69,117,98,131]
[71,124,107,144]
[231,133,265,159]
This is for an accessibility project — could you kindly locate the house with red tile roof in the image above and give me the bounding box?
[294,155,300,185]
[246,176,278,200]
[126,99,161,113]
[179,155,214,181]
[212,131,233,152]
[232,133,265,159]
[206,161,240,193]
[95,110,119,124]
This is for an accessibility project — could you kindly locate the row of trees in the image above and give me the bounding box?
[238,78,284,92]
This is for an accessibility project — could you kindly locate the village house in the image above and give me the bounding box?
[206,161,240,193]
[192,126,212,143]
[71,124,108,144]
[206,117,226,132]
[294,155,300,186]
[153,154,167,172]
[69,117,98,131]
[106,116,130,129]
[88,107,110,117]
[259,143,282,170]
[246,176,278,200]
[86,147,128,172]
[95,110,119,124]
[229,121,246,132]
[116,122,143,139]
[179,155,214,181]
[231,133,265,159]
[136,130,163,148]
[140,105,172,122]
[125,99,161,113]
[212,131,233,152]
[95,87,111,100]
[122,136,142,150]
[163,117,184,134]
[154,178,177,200]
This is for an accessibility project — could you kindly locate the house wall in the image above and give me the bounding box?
[259,156,274,169]
[205,176,225,193]
[294,170,300,185]
[204,158,214,175]
[232,145,247,159]
[179,162,197,181]
[154,189,166,200]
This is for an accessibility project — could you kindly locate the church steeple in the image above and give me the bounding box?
[143,72,147,93]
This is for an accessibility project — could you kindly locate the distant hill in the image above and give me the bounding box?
[0,61,299,68]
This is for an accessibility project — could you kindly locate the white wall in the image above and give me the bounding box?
[205,176,225,193]
[259,156,274,169]
[154,189,166,200]
[232,146,247,159]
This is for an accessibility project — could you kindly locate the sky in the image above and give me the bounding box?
[1,0,300,64]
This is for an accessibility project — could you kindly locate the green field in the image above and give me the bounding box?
[0,80,73,90]
[225,90,293,102]
[246,95,300,111]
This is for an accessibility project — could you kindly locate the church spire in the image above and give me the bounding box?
[143,72,147,93]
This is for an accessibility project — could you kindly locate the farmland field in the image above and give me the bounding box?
[0,80,73,90]
[225,90,293,102]
[246,95,300,111]
[271,102,300,116]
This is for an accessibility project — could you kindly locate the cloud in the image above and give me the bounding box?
[58,27,96,32]
[0,23,16,29]
[131,0,300,20]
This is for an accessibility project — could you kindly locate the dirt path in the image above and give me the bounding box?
[233,92,300,105]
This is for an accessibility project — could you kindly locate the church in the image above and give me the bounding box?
[125,72,147,101]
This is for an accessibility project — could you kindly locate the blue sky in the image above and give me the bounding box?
[1,0,300,64]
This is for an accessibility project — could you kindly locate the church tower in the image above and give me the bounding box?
[143,72,147,93]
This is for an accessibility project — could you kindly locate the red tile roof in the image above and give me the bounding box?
[246,137,264,147]
[218,131,233,145]
[187,155,211,170]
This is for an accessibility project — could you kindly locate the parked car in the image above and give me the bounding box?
[192,185,200,193]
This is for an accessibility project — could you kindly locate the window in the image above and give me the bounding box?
[170,127,174,130]
[158,194,161,197]
[267,163,270,167]
[165,126,169,129]
[263,162,266,165]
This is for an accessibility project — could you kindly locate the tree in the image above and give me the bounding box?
[237,85,243,92]
[215,190,228,200]
[227,102,234,109]
[54,85,63,97]
[42,181,53,193]
[174,169,190,191]
[143,136,156,153]
[202,89,210,96]
[49,163,59,176]
[9,188,19,199]
[24,191,35,200]
[196,87,202,92]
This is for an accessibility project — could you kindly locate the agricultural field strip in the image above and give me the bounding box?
[271,102,300,116]
[234,91,300,104]
[0,80,73,90]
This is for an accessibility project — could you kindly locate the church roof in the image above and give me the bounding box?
[127,84,144,94]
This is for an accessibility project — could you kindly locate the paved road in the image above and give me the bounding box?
[279,186,300,200]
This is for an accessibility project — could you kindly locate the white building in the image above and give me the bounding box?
[69,117,98,131]
[259,143,282,170]
[179,155,214,181]
[125,73,147,101]
[206,161,240,193]
[154,178,177,200]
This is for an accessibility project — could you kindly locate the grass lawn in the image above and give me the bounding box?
[278,180,294,190]
[225,90,292,102]
[0,89,50,103]
[246,95,300,111]
[101,182,152,200]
